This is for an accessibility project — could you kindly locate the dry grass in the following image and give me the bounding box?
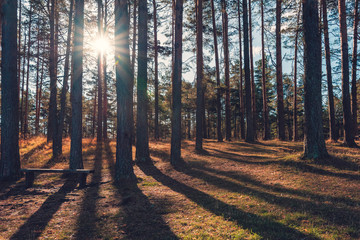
[0,137,359,239]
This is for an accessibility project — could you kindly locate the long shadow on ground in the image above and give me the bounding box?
[104,143,178,240]
[10,177,78,240]
[137,160,316,240]
[74,143,103,239]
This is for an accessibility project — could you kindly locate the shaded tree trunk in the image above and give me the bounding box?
[0,0,20,180]
[20,32,26,136]
[196,0,204,151]
[17,0,21,104]
[221,0,231,141]
[92,90,97,138]
[115,0,136,180]
[70,0,84,169]
[338,0,357,147]
[170,0,183,166]
[153,0,160,140]
[211,0,223,142]
[321,0,337,141]
[97,0,103,142]
[249,0,256,137]
[293,8,300,141]
[351,0,359,135]
[103,0,108,140]
[276,0,285,140]
[237,0,245,140]
[303,0,328,159]
[243,0,254,142]
[130,0,136,144]
[261,0,270,140]
[35,25,41,135]
[24,3,32,137]
[136,0,150,162]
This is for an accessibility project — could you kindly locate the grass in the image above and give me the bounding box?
[0,137,359,239]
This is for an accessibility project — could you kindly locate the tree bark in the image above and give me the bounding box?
[115,0,136,180]
[338,0,357,147]
[237,0,245,140]
[221,0,231,141]
[351,0,359,135]
[243,0,254,142]
[17,0,21,104]
[97,0,103,142]
[293,7,300,141]
[170,0,183,166]
[103,0,108,140]
[70,0,84,169]
[276,0,285,140]
[303,0,328,159]
[196,0,204,151]
[249,0,256,137]
[321,0,337,141]
[211,0,223,142]
[136,0,150,162]
[35,24,41,135]
[0,0,20,180]
[153,0,160,140]
[24,3,32,137]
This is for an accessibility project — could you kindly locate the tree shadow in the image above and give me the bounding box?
[104,142,178,239]
[175,164,360,230]
[137,161,316,240]
[73,143,103,239]
[21,142,47,165]
[10,177,77,240]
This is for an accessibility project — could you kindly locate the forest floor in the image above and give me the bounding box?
[0,137,359,240]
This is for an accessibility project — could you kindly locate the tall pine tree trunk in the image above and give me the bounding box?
[35,25,41,135]
[196,0,204,151]
[351,0,359,135]
[70,0,84,169]
[0,0,20,180]
[261,0,270,140]
[276,0,285,140]
[115,0,136,180]
[237,0,245,140]
[130,0,136,144]
[338,0,357,147]
[170,0,183,166]
[221,0,231,141]
[243,0,254,142]
[211,0,223,142]
[24,4,32,137]
[103,0,108,140]
[249,0,256,137]
[321,0,337,141]
[97,0,103,142]
[293,8,300,141]
[303,0,328,159]
[17,0,21,104]
[153,0,160,140]
[136,0,150,162]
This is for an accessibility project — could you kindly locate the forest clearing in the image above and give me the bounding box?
[0,137,359,239]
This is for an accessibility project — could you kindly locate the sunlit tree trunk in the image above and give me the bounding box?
[196,0,204,151]
[303,0,328,159]
[24,3,32,137]
[249,0,256,137]
[35,25,41,135]
[293,7,300,141]
[153,0,160,140]
[338,0,357,147]
[221,0,231,141]
[70,0,84,169]
[351,0,359,135]
[261,0,270,140]
[136,0,150,162]
[170,0,183,166]
[115,0,136,180]
[276,0,285,140]
[20,33,26,136]
[211,0,223,142]
[0,0,20,180]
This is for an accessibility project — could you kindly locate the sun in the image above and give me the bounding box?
[92,36,111,54]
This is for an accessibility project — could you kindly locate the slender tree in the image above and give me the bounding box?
[70,0,84,169]
[293,6,301,141]
[97,0,103,142]
[338,0,357,147]
[103,0,109,140]
[35,26,41,135]
[261,0,270,140]
[221,0,231,141]
[170,0,184,166]
[211,0,223,142]
[351,0,359,135]
[0,0,20,180]
[115,0,136,180]
[303,0,328,158]
[237,0,245,140]
[276,0,285,140]
[136,0,150,162]
[243,0,254,142]
[321,0,337,141]
[153,0,160,140]
[196,0,204,151]
[249,0,256,137]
